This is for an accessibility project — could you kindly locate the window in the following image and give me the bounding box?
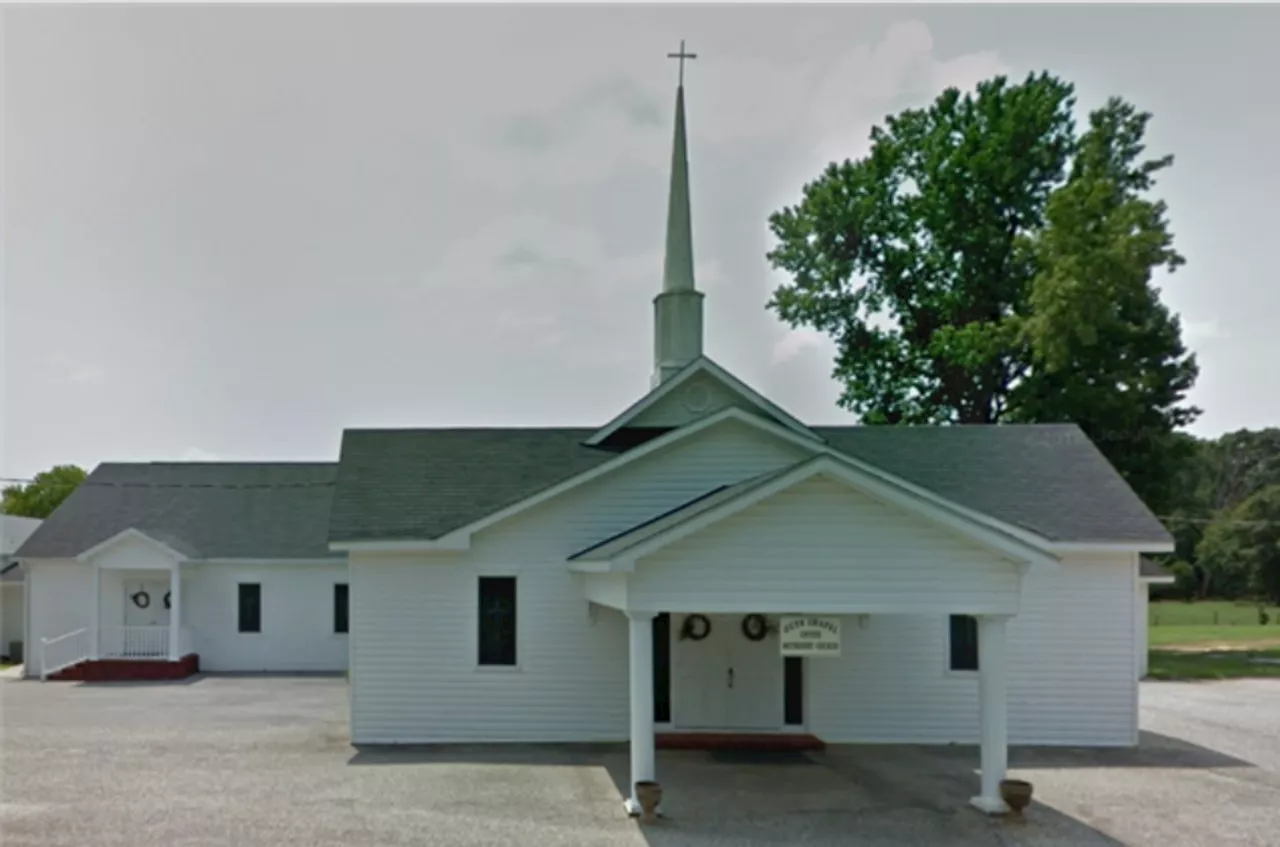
[334,583,349,634]
[949,615,979,672]
[478,576,517,666]
[238,583,261,633]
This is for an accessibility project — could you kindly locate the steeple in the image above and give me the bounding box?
[652,41,705,387]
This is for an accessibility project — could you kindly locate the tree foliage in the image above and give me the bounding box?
[1158,429,1280,598]
[1,465,87,519]
[767,72,1198,512]
[1197,485,1280,605]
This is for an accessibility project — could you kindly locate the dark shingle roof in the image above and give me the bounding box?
[329,422,1172,546]
[1140,556,1173,579]
[814,424,1172,544]
[15,463,339,560]
[329,429,613,543]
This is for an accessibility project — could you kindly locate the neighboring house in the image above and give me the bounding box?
[1,515,42,663]
[14,78,1174,816]
[16,464,346,678]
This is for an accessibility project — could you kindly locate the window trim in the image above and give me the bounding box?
[476,575,519,670]
[946,614,980,676]
[333,583,349,635]
[237,582,262,634]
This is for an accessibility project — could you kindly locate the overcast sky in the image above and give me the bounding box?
[3,5,1277,480]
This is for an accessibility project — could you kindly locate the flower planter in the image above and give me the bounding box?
[1000,779,1033,816]
[635,780,662,822]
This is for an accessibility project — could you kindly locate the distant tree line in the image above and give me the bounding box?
[1159,429,1280,605]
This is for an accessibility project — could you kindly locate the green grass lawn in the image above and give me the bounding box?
[1149,625,1280,647]
[1149,600,1280,649]
[1149,599,1280,627]
[1147,648,1280,680]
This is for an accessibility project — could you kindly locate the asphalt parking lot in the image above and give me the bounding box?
[1,675,1277,846]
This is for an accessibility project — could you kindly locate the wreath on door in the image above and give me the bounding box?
[678,614,712,641]
[163,591,172,610]
[130,590,151,609]
[741,614,770,641]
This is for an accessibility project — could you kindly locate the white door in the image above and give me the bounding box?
[123,579,171,628]
[673,614,783,730]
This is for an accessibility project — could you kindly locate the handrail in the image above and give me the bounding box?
[40,628,91,680]
[41,627,89,646]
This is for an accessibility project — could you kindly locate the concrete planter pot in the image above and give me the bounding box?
[634,780,662,822]
[999,779,1033,816]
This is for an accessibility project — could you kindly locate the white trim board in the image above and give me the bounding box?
[75,527,187,564]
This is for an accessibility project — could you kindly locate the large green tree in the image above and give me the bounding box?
[2,465,87,519]
[767,72,1198,512]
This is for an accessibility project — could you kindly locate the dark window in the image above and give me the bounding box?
[334,583,349,634]
[238,583,261,633]
[949,615,979,671]
[652,613,671,723]
[478,577,517,666]
[784,657,804,725]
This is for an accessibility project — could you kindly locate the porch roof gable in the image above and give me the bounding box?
[568,454,1061,572]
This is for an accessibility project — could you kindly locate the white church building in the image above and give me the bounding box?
[16,70,1174,816]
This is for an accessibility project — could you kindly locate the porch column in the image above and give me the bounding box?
[970,614,1011,814]
[167,564,182,660]
[625,610,657,816]
[88,564,100,659]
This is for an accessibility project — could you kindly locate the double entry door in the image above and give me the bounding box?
[672,613,783,730]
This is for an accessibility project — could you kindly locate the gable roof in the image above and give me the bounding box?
[584,356,818,446]
[330,420,1172,548]
[15,462,339,560]
[1140,556,1176,582]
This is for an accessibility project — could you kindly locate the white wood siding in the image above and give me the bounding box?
[1137,574,1150,678]
[24,559,92,676]
[629,374,759,429]
[627,476,1021,615]
[349,420,811,743]
[183,562,349,672]
[22,558,349,675]
[807,553,1138,746]
[349,420,1141,747]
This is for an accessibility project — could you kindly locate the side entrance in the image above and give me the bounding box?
[654,613,804,730]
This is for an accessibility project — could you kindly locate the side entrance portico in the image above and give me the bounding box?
[571,456,1059,816]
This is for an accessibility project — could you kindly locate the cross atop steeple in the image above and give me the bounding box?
[667,39,697,87]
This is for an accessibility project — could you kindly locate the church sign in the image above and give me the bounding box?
[779,616,841,658]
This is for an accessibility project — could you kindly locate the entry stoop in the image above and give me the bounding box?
[48,654,199,682]
[656,732,825,752]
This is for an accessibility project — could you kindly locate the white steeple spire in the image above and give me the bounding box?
[652,41,705,387]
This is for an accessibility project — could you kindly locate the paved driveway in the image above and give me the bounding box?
[1,675,1277,846]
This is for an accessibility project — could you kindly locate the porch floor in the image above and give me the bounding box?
[656,732,825,752]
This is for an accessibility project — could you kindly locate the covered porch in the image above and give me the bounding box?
[40,528,197,680]
[569,455,1061,817]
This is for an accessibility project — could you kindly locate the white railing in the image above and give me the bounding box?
[99,626,170,660]
[40,628,90,680]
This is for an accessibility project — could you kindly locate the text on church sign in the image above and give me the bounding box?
[779,616,841,658]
